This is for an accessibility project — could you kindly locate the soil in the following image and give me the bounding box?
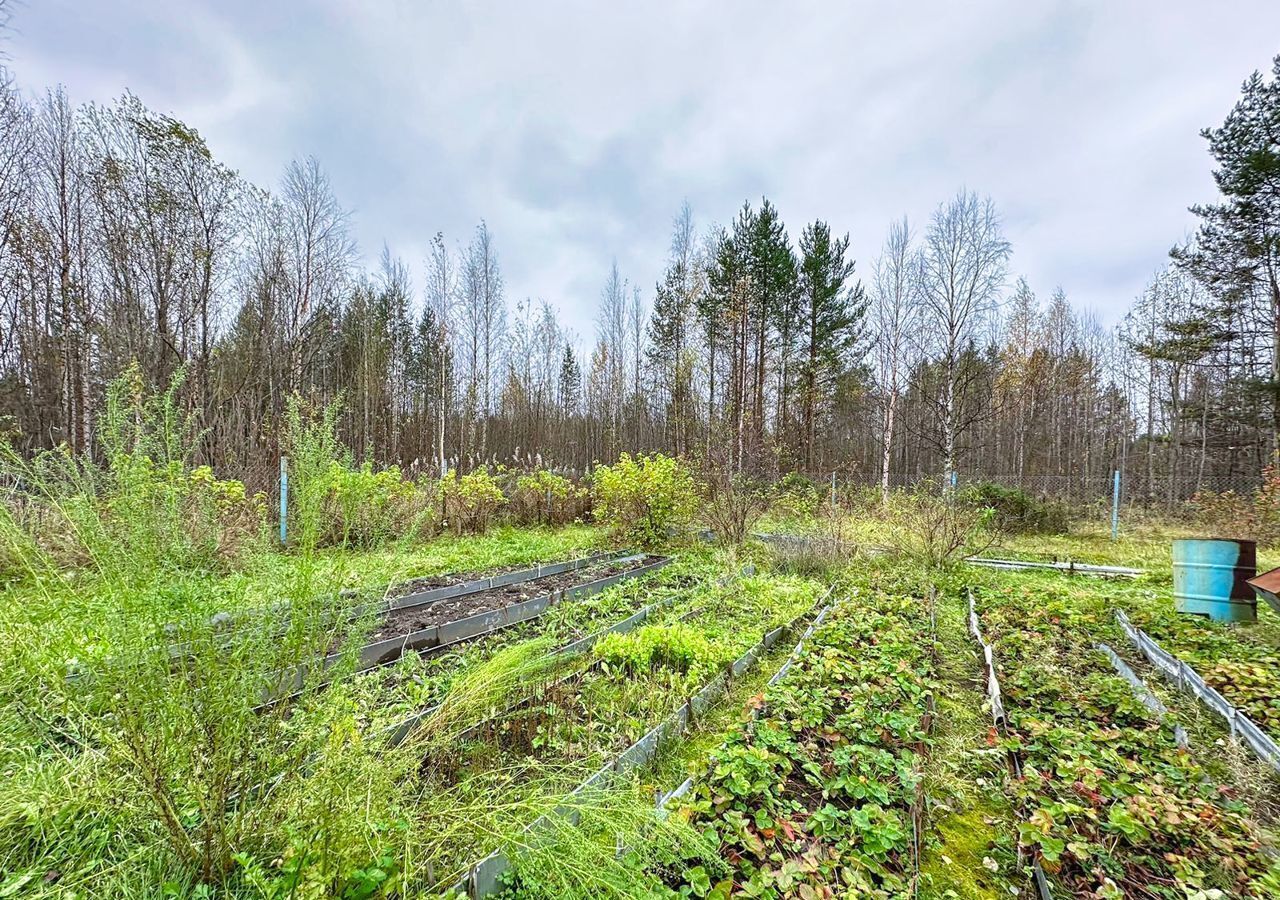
[385,561,531,603]
[364,557,651,643]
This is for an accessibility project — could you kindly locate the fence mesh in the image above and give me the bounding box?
[775,471,1266,508]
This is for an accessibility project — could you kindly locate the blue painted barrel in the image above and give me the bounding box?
[1172,538,1257,622]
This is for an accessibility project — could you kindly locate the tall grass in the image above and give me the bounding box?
[0,372,415,896]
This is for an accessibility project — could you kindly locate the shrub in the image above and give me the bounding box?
[324,461,433,547]
[439,467,506,535]
[1189,463,1280,546]
[281,395,347,554]
[702,473,770,545]
[185,465,270,560]
[282,398,434,549]
[0,364,268,578]
[959,481,1070,534]
[591,453,696,549]
[771,472,822,522]
[884,481,999,569]
[510,469,586,526]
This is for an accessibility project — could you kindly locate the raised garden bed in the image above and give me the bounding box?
[1116,596,1280,739]
[402,572,827,891]
[268,555,673,701]
[967,580,1275,897]
[364,555,649,643]
[450,584,835,897]
[647,589,939,898]
[348,565,719,740]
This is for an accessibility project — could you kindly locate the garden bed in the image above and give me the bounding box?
[379,550,620,610]
[648,588,940,897]
[967,578,1277,897]
[1116,593,1280,738]
[269,556,672,700]
[347,563,719,739]
[402,572,826,890]
[365,555,649,642]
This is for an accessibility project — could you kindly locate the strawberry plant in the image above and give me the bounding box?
[1122,597,1280,737]
[657,594,937,898]
[971,582,1274,897]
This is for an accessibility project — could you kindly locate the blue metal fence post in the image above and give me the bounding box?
[1111,469,1121,541]
[279,456,289,546]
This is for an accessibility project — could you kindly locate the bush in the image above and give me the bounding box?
[959,481,1070,534]
[771,472,822,522]
[282,395,347,553]
[510,469,586,526]
[591,453,696,549]
[282,398,434,549]
[702,474,770,545]
[1189,463,1280,546]
[185,465,270,560]
[884,481,999,569]
[0,365,269,579]
[439,467,506,535]
[324,461,433,547]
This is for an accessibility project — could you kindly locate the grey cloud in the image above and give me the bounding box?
[7,0,1280,341]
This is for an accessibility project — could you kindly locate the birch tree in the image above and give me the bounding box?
[281,155,354,392]
[597,260,628,456]
[920,192,1010,483]
[460,221,504,463]
[425,232,455,475]
[870,216,920,501]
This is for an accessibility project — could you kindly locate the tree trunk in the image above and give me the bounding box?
[881,387,897,504]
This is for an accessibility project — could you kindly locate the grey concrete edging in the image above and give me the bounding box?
[1115,609,1280,773]
[453,584,836,898]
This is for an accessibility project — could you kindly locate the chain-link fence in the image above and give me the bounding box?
[774,470,1266,507]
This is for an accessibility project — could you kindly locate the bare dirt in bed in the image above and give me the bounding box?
[363,557,651,643]
[384,561,532,603]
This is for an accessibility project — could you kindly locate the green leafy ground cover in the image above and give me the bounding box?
[642,586,936,898]
[1119,586,1280,737]
[408,571,824,891]
[966,573,1280,897]
[490,562,1026,900]
[9,502,1280,900]
[978,559,1280,743]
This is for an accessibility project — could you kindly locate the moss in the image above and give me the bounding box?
[915,589,1021,899]
[919,805,1008,899]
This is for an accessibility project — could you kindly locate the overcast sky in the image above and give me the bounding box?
[6,1,1279,338]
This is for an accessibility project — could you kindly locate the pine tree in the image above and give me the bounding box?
[747,199,797,467]
[558,345,581,416]
[708,210,754,471]
[796,220,866,469]
[1174,54,1280,450]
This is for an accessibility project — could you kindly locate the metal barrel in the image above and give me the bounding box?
[1172,538,1258,623]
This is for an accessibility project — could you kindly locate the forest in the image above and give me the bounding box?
[1,54,1278,503]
